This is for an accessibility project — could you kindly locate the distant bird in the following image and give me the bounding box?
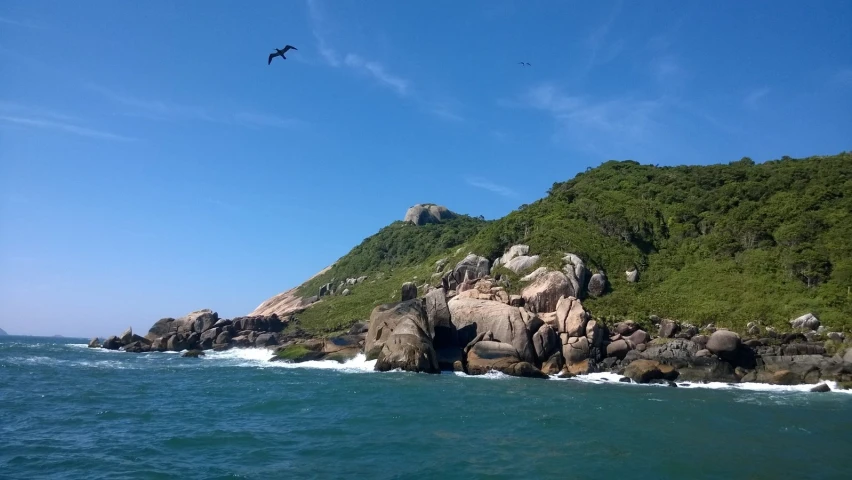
[268,45,298,64]
[518,62,531,66]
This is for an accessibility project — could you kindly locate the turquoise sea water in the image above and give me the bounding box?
[1,336,851,479]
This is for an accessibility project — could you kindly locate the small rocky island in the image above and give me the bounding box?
[96,245,852,392]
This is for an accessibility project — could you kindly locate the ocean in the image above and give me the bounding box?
[1,336,851,479]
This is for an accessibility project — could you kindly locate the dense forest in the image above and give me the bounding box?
[295,153,851,334]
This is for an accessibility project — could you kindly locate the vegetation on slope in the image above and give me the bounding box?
[291,153,852,335]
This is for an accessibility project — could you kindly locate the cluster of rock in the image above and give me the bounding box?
[94,309,290,354]
[92,308,369,363]
[357,251,852,391]
[91,241,851,391]
[318,276,368,299]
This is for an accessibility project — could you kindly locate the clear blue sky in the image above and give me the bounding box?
[1,0,850,337]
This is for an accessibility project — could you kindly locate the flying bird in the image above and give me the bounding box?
[268,45,298,65]
[518,62,531,66]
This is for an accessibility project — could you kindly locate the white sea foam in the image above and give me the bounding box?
[559,371,852,395]
[61,343,852,395]
[204,348,377,373]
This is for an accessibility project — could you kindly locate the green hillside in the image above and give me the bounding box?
[294,153,852,335]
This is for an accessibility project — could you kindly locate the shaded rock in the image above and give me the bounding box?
[256,333,279,347]
[182,349,205,358]
[374,326,440,374]
[521,271,572,313]
[102,336,122,350]
[453,254,490,285]
[146,317,178,341]
[123,341,149,353]
[509,295,524,307]
[706,330,741,361]
[198,327,222,350]
[151,337,168,352]
[641,339,699,362]
[401,282,418,302]
[555,296,588,337]
[520,267,548,283]
[167,334,188,352]
[827,332,844,342]
[561,253,586,298]
[215,331,232,346]
[624,360,665,383]
[496,244,529,267]
[625,268,639,283]
[348,322,369,335]
[533,324,560,363]
[448,297,535,364]
[465,341,546,379]
[425,288,451,330]
[435,258,448,272]
[771,370,801,385]
[748,324,761,336]
[658,319,679,338]
[493,289,510,304]
[606,339,630,359]
[675,325,699,340]
[404,204,456,225]
[436,347,464,371]
[619,377,631,383]
[541,351,565,375]
[213,318,232,329]
[810,383,831,393]
[691,335,709,348]
[695,349,711,358]
[563,336,590,364]
[628,329,650,346]
[365,299,432,361]
[587,272,607,297]
[790,313,820,331]
[185,332,200,350]
[88,337,101,348]
[676,357,737,383]
[117,327,134,345]
[504,255,540,274]
[193,312,219,334]
[614,321,639,336]
[341,288,351,296]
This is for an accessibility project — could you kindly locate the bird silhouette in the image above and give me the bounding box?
[518,61,531,66]
[268,45,298,65]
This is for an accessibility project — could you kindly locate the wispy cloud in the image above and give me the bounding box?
[343,54,410,97]
[584,1,624,70]
[89,84,304,129]
[0,102,135,140]
[88,84,217,122]
[0,15,42,29]
[744,87,770,110]
[512,83,665,156]
[307,0,413,97]
[465,178,518,198]
[0,115,136,141]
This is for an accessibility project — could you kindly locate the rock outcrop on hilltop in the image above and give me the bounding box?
[404,204,456,226]
[0,327,7,336]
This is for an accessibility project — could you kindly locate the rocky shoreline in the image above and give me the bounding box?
[93,248,852,393]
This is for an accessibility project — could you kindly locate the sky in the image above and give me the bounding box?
[1,0,850,337]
